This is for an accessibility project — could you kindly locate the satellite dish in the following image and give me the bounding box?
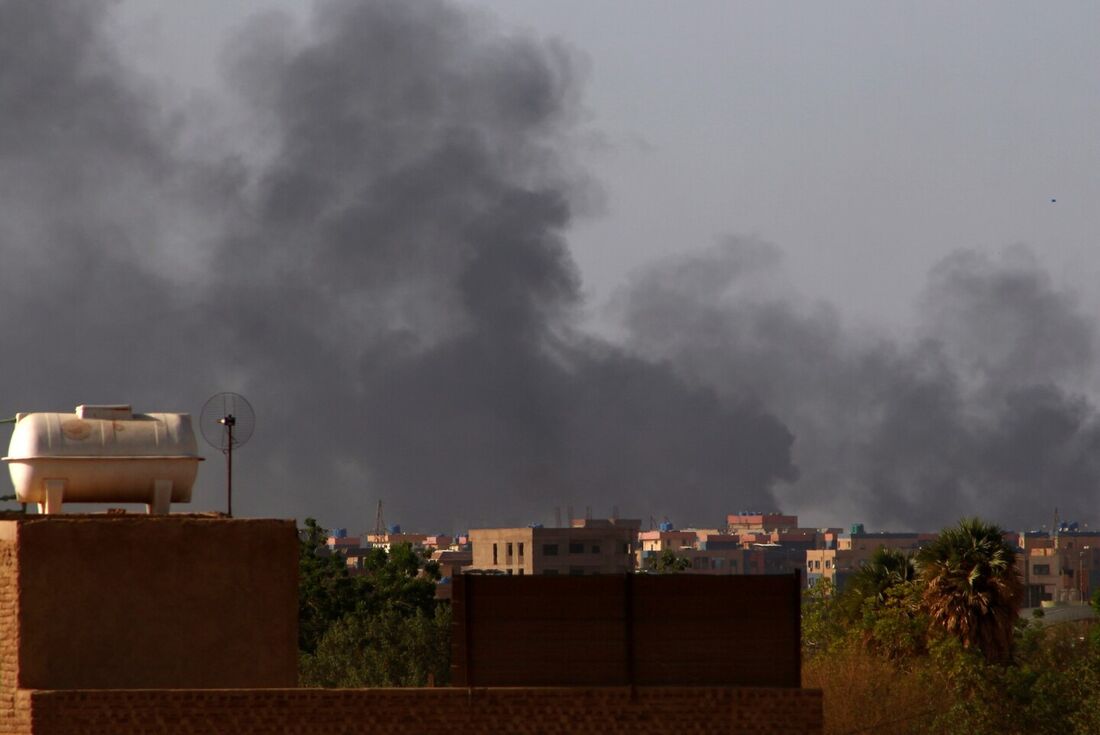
[200,392,255,517]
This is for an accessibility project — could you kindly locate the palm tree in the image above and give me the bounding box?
[838,546,917,624]
[916,517,1023,662]
[851,547,917,603]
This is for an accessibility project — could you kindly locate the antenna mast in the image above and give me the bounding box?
[200,393,255,518]
[373,499,386,538]
[221,414,235,516]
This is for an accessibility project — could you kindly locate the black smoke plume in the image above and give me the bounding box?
[0,0,795,531]
[616,240,1100,530]
[4,0,1094,533]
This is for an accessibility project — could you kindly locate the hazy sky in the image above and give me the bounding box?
[116,1,1100,328]
[3,1,1099,533]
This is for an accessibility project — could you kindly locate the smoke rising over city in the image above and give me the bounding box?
[0,0,1096,532]
[617,242,1100,530]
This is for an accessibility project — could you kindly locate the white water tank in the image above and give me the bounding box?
[3,405,203,514]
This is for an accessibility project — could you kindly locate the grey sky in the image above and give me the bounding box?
[115,1,1100,327]
[3,0,1097,533]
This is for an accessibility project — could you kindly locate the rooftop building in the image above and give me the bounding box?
[469,519,639,576]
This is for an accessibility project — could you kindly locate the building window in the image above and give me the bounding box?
[506,542,513,558]
[518,542,525,558]
[1034,564,1051,575]
[493,543,498,565]
[591,544,601,554]
[569,542,584,554]
[731,560,738,571]
[518,568,525,575]
[569,567,584,576]
[622,543,631,554]
[506,569,512,575]
[543,544,558,556]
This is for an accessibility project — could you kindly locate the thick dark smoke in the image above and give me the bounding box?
[0,0,794,531]
[616,240,1100,530]
[3,1,1094,533]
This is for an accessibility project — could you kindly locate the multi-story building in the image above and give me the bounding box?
[325,528,361,552]
[365,531,438,551]
[326,526,460,575]
[469,518,640,575]
[727,512,800,534]
[1016,526,1100,606]
[636,517,821,577]
[637,528,755,574]
[431,548,473,600]
[805,526,934,590]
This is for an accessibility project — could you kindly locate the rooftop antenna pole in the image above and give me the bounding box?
[200,393,254,519]
[223,415,234,516]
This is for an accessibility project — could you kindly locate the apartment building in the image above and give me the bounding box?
[469,518,640,575]
[431,548,473,600]
[1017,527,1100,605]
[636,519,819,577]
[805,526,934,590]
[637,529,755,574]
[727,512,800,534]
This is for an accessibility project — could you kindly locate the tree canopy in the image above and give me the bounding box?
[916,517,1023,663]
[297,518,450,687]
[799,516,1100,734]
[644,548,692,573]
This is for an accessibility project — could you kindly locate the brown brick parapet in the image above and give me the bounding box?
[22,686,822,735]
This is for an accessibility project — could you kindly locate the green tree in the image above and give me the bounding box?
[358,542,440,616]
[838,547,917,624]
[645,548,691,573]
[297,519,450,686]
[300,604,452,687]
[916,517,1023,663]
[848,547,917,604]
[298,518,368,654]
[802,579,846,656]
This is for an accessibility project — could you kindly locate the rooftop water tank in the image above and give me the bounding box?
[3,405,203,515]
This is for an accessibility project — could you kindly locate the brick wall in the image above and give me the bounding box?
[0,539,30,735]
[24,686,822,735]
[5,517,297,690]
[0,516,823,734]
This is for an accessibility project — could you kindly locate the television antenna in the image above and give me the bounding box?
[200,392,255,517]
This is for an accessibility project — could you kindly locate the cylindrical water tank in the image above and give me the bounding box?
[3,405,203,514]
